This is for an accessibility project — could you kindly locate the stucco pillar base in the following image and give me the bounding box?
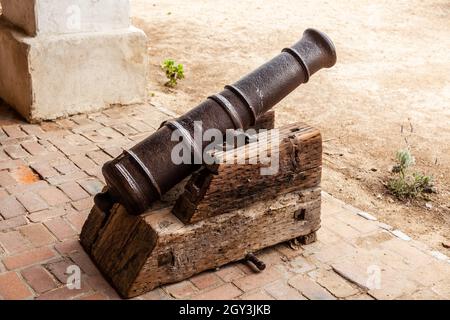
[0,19,148,122]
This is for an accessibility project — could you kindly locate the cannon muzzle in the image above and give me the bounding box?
[95,28,337,215]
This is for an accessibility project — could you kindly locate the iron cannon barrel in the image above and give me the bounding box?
[95,28,337,215]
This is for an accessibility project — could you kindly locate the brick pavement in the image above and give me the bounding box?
[0,103,449,300]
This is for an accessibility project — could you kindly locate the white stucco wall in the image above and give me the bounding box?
[0,21,148,122]
[1,0,130,36]
[0,0,149,122]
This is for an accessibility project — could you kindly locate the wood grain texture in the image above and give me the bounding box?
[80,206,107,252]
[80,120,323,298]
[128,188,321,297]
[173,122,322,224]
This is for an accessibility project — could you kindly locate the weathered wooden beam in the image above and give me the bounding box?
[80,120,323,298]
[172,122,322,224]
[82,187,321,298]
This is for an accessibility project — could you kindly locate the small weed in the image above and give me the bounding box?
[161,59,185,87]
[386,149,435,200]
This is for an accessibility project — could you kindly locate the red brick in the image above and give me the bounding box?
[53,162,80,175]
[0,171,17,187]
[232,267,282,292]
[44,217,77,241]
[264,280,306,300]
[56,143,98,157]
[311,269,359,298]
[237,263,260,275]
[0,272,33,300]
[350,293,375,300]
[58,182,89,201]
[313,242,356,264]
[85,274,120,299]
[20,125,46,139]
[289,255,318,274]
[6,180,48,195]
[54,239,83,255]
[36,283,90,300]
[59,133,91,145]
[0,231,31,254]
[30,163,59,179]
[239,290,274,300]
[324,217,363,240]
[3,247,56,270]
[257,248,285,267]
[140,288,171,300]
[192,283,242,300]
[130,132,149,142]
[0,196,26,219]
[321,195,345,215]
[0,159,26,171]
[368,268,418,300]
[9,166,41,185]
[315,226,343,245]
[0,216,28,231]
[53,119,76,130]
[81,131,109,143]
[3,126,27,139]
[46,259,74,284]
[16,192,49,213]
[215,265,245,282]
[164,280,198,299]
[69,155,97,176]
[190,272,223,290]
[381,238,431,267]
[288,275,336,300]
[21,141,47,156]
[101,146,123,158]
[27,151,64,166]
[19,223,56,246]
[113,124,138,136]
[71,118,102,130]
[21,265,57,294]
[65,211,89,233]
[334,210,380,234]
[28,207,66,223]
[69,251,99,276]
[274,243,305,259]
[38,187,70,206]
[87,150,111,166]
[0,188,8,199]
[0,149,7,160]
[97,126,125,139]
[77,178,104,196]
[4,145,29,159]
[47,171,88,186]
[71,197,94,211]
[79,292,109,300]
[127,120,153,133]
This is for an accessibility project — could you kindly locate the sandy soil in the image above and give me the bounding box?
[130,0,450,251]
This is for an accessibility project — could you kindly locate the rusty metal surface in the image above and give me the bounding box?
[95,28,337,215]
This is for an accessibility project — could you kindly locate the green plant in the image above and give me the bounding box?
[386,149,434,199]
[161,59,185,87]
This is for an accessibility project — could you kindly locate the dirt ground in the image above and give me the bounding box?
[130,0,450,251]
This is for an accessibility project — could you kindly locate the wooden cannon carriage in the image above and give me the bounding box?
[80,112,323,298]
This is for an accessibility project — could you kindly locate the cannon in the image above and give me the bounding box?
[94,28,337,215]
